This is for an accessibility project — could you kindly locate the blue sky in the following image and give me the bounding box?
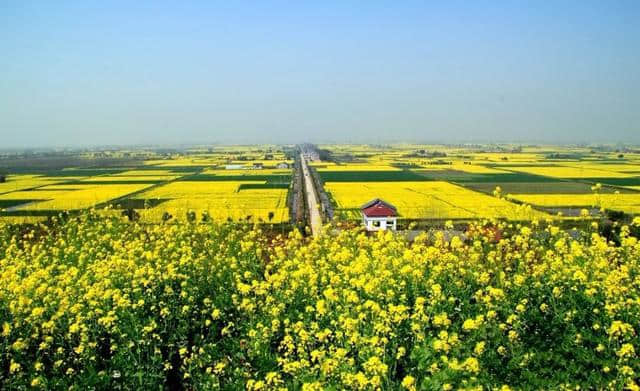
[1,1,638,147]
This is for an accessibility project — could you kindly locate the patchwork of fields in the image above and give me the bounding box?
[315,144,640,222]
[1,144,640,225]
[0,146,293,224]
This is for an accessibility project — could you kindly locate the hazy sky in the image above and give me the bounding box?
[1,1,639,148]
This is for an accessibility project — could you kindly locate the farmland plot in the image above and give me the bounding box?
[508,193,640,214]
[131,181,289,223]
[0,183,153,211]
[503,165,634,179]
[326,181,546,220]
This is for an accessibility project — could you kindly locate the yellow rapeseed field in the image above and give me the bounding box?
[0,184,152,211]
[80,176,178,182]
[133,181,289,223]
[509,193,640,214]
[0,175,79,195]
[504,166,633,179]
[1,213,639,389]
[315,164,401,171]
[111,170,182,176]
[561,163,640,174]
[201,169,291,175]
[326,181,547,220]
[449,163,509,174]
[144,158,223,167]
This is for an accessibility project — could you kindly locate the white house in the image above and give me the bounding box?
[276,162,290,169]
[361,198,398,231]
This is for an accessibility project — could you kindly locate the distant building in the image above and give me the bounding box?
[276,162,290,169]
[225,164,244,170]
[361,198,398,231]
[252,163,264,169]
[305,152,320,161]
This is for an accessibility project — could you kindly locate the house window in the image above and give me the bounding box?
[372,220,381,228]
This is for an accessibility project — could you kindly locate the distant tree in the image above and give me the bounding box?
[122,208,140,222]
[186,210,196,223]
[268,211,275,221]
[618,154,625,159]
[201,211,210,223]
[161,212,172,223]
[0,175,5,183]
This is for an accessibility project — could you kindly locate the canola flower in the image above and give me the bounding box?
[326,181,545,220]
[1,211,639,389]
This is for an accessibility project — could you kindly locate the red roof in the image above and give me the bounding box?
[361,198,398,217]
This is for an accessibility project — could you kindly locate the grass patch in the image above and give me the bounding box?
[319,170,429,182]
[182,174,291,184]
[410,170,559,183]
[0,210,61,217]
[237,183,289,191]
[454,173,559,183]
[584,177,640,186]
[0,199,44,209]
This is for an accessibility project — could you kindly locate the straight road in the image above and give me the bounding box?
[300,153,322,237]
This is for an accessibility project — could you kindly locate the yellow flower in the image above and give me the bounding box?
[617,343,635,359]
[302,382,323,391]
[608,321,635,339]
[1,322,10,337]
[315,299,327,316]
[508,330,519,342]
[9,360,21,374]
[463,357,480,374]
[401,375,416,390]
[462,318,479,331]
[474,341,486,355]
[433,312,451,327]
[265,372,282,386]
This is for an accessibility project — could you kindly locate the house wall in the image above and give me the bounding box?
[362,215,397,231]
